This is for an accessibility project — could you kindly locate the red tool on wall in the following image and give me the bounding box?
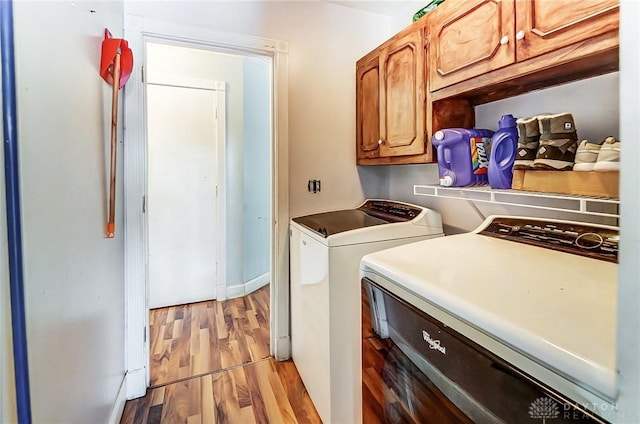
[100,29,133,238]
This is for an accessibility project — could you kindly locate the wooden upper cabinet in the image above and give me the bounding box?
[356,27,426,164]
[429,0,516,91]
[515,0,619,61]
[380,30,425,157]
[429,0,619,97]
[356,55,381,160]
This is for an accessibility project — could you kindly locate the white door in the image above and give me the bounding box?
[147,83,221,308]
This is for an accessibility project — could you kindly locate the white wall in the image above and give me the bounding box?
[475,73,619,145]
[616,1,640,422]
[124,1,393,218]
[390,0,431,32]
[12,2,126,422]
[243,57,271,283]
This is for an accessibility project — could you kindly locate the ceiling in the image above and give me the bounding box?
[324,0,424,17]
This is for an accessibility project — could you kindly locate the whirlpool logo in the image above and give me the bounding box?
[422,331,446,355]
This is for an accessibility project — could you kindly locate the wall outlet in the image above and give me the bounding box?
[307,179,321,193]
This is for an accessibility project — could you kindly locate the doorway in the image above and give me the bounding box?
[123,16,291,399]
[144,40,272,387]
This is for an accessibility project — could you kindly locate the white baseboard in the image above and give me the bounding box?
[216,283,227,301]
[108,375,127,424]
[226,272,270,299]
[274,334,291,361]
[126,367,147,399]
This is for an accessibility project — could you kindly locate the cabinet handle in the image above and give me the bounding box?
[378,139,384,145]
[500,35,509,45]
[516,30,525,41]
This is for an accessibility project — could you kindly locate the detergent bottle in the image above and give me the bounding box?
[488,114,519,189]
[432,128,495,187]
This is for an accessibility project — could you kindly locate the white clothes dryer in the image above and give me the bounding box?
[361,216,618,423]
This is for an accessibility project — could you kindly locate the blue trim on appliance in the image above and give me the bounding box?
[1,1,33,423]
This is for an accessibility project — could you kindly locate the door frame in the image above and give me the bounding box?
[123,15,290,399]
[145,77,227,308]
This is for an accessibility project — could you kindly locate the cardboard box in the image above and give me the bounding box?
[511,170,619,198]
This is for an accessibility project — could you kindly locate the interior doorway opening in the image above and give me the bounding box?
[123,17,290,399]
[145,40,272,387]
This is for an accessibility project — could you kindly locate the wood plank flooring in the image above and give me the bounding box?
[121,358,321,424]
[150,285,271,387]
[122,285,321,424]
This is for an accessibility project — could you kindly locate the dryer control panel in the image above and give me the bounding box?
[479,217,619,263]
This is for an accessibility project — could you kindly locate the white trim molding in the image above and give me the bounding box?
[616,1,640,422]
[107,375,127,424]
[213,83,228,303]
[123,15,290,398]
[271,46,290,361]
[123,17,149,400]
[226,272,270,299]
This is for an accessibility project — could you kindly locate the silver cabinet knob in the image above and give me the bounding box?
[378,139,384,145]
[500,35,509,45]
[516,30,525,41]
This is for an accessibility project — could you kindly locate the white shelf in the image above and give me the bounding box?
[413,184,620,219]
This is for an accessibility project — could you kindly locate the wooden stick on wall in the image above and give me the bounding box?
[106,52,121,238]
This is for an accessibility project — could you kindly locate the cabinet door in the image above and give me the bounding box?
[429,0,516,92]
[356,54,381,161]
[379,29,426,157]
[515,0,619,61]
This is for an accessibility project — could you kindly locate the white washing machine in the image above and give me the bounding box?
[289,199,443,424]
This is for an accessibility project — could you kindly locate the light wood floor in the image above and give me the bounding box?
[149,285,271,387]
[121,285,321,424]
[120,357,320,424]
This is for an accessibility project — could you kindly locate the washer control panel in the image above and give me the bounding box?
[480,217,619,263]
[358,200,423,222]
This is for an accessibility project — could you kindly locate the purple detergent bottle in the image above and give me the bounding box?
[488,114,519,189]
[432,128,495,187]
